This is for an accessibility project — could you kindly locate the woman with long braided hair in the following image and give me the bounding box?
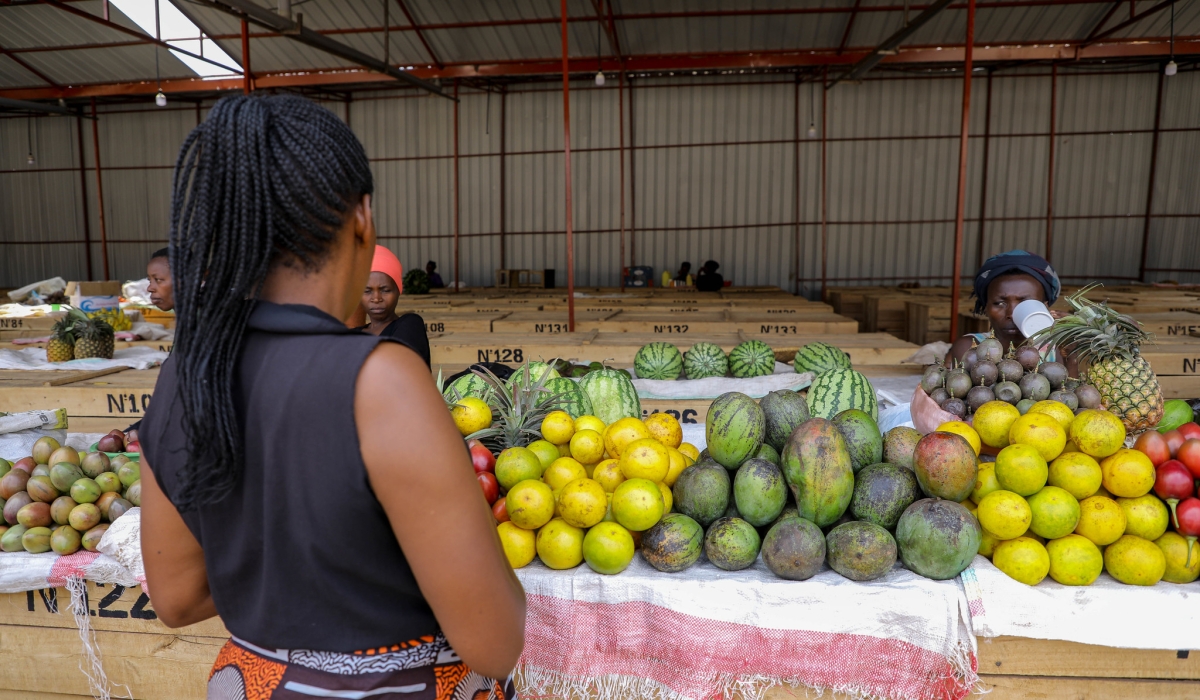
[138,94,524,699]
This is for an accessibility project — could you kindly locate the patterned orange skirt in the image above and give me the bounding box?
[207,632,512,700]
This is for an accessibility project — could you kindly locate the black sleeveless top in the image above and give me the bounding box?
[140,302,437,652]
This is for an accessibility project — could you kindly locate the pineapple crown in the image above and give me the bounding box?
[1027,284,1150,366]
[50,315,77,343]
[68,307,113,339]
[463,359,569,452]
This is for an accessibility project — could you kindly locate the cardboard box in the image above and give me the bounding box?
[66,280,122,312]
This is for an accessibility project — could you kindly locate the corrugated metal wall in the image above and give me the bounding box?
[2,67,1197,291]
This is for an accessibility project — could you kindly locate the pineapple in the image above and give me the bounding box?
[466,360,567,452]
[1030,285,1163,434]
[46,316,76,363]
[70,308,115,360]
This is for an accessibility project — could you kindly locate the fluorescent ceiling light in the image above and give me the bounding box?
[109,0,240,77]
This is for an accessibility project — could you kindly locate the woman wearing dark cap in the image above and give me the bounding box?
[946,250,1077,373]
[137,94,523,698]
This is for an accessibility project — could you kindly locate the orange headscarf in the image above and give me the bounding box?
[371,245,404,293]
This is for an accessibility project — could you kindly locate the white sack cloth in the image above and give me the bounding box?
[0,346,166,371]
[632,364,813,400]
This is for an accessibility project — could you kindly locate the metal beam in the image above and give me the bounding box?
[0,96,77,115]
[829,0,956,87]
[1082,0,1124,41]
[190,0,451,98]
[39,0,243,75]
[392,0,442,69]
[0,40,60,87]
[838,0,864,55]
[1084,0,1176,45]
[590,0,622,60]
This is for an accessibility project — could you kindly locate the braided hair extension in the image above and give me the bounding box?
[168,94,373,510]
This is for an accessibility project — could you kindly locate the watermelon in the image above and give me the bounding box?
[634,342,683,380]
[729,340,775,378]
[544,377,594,419]
[683,342,728,379]
[508,361,560,387]
[706,392,766,469]
[794,342,851,376]
[807,368,878,423]
[579,369,641,425]
[444,373,491,402]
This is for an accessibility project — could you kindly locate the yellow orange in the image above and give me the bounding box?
[450,397,492,436]
[604,418,652,459]
[592,459,625,493]
[1100,449,1155,498]
[644,413,683,449]
[678,443,701,461]
[1074,495,1126,546]
[663,447,688,487]
[569,429,606,465]
[611,478,665,532]
[937,421,981,456]
[973,401,1021,449]
[536,518,584,569]
[506,480,555,530]
[557,478,608,529]
[1008,412,1067,462]
[1047,452,1103,500]
[496,522,536,568]
[1027,400,1076,431]
[619,438,670,482]
[543,457,588,491]
[574,415,606,434]
[1069,410,1126,459]
[541,411,576,445]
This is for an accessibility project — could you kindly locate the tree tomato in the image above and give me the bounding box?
[1178,439,1200,480]
[477,471,499,504]
[468,440,496,474]
[492,497,509,523]
[1134,430,1171,467]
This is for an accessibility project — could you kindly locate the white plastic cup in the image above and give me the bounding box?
[1013,299,1054,338]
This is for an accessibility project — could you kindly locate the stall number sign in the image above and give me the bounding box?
[643,407,701,424]
[653,324,690,333]
[1166,324,1200,336]
[107,393,152,415]
[25,583,156,620]
[475,348,525,363]
[759,324,802,334]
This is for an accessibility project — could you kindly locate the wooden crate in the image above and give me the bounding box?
[410,312,510,334]
[862,293,910,337]
[0,368,157,420]
[1131,312,1200,337]
[490,311,618,335]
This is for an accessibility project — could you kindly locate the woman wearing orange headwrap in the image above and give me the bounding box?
[356,246,431,366]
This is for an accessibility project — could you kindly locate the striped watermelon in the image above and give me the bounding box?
[683,342,728,379]
[444,373,491,402]
[507,361,560,387]
[544,377,594,419]
[705,392,766,469]
[634,342,683,380]
[807,368,878,422]
[793,342,851,376]
[579,368,641,425]
[729,340,775,378]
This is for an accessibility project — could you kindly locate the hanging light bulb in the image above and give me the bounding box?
[1165,1,1178,77]
[595,71,606,86]
[1165,60,1178,76]
[25,116,35,165]
[26,152,35,166]
[807,123,817,139]
[155,90,168,107]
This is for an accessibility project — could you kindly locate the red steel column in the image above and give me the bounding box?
[75,114,94,280]
[618,69,627,291]
[1138,69,1165,281]
[453,79,461,293]
[975,69,993,270]
[499,87,507,270]
[949,0,976,342]
[241,19,252,94]
[793,76,801,296]
[628,77,636,268]
[89,98,110,280]
[561,0,575,330]
[1044,63,1057,263]
[820,67,828,297]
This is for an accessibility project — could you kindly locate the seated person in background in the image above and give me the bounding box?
[695,260,724,292]
[673,261,692,283]
[945,249,1077,374]
[427,260,446,288]
[147,248,174,311]
[359,246,431,367]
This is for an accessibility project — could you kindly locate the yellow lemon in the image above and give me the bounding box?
[1047,452,1103,500]
[1118,494,1169,541]
[644,413,683,449]
[973,401,1021,449]
[1104,534,1166,586]
[557,478,608,529]
[496,522,537,568]
[593,459,625,493]
[604,418,652,459]
[1028,400,1076,431]
[1069,410,1126,459]
[582,522,635,575]
[937,421,981,456]
[971,464,1002,504]
[495,447,544,491]
[658,481,674,514]
[1100,449,1155,498]
[543,457,588,491]
[541,411,576,445]
[526,440,562,471]
[994,444,1048,497]
[574,415,606,434]
[536,518,585,569]
[505,480,555,530]
[1008,412,1067,462]
[977,490,1032,540]
[1155,532,1200,584]
[978,529,1002,558]
[993,537,1050,585]
[569,429,606,465]
[1046,534,1103,586]
[558,443,573,458]
[619,438,670,482]
[1026,486,1081,539]
[611,478,665,532]
[1074,495,1126,546]
[678,442,701,462]
[663,447,688,487]
[450,397,492,436]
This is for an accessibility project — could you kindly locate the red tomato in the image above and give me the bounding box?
[469,442,496,474]
[1164,430,1185,457]
[1134,430,1172,467]
[1178,439,1200,480]
[1179,423,1200,442]
[477,471,499,504]
[492,497,509,523]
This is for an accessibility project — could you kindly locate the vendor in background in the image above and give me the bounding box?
[426,260,445,288]
[945,250,1077,374]
[673,261,692,284]
[147,248,174,311]
[695,260,724,292]
[358,245,431,367]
